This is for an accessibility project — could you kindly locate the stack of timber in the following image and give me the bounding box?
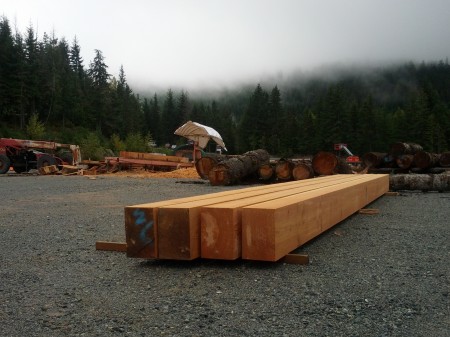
[105,151,193,172]
[125,174,388,262]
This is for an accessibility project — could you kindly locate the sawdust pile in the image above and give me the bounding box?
[111,167,201,179]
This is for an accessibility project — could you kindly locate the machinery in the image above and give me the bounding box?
[334,143,360,163]
[0,138,81,174]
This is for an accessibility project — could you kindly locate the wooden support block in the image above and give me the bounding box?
[280,253,310,265]
[358,208,380,215]
[385,191,400,196]
[95,241,127,252]
[200,175,369,260]
[241,175,389,261]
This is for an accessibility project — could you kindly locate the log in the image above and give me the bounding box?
[362,152,387,168]
[275,158,295,181]
[390,142,423,158]
[194,154,227,180]
[312,152,353,175]
[292,162,314,180]
[241,174,389,261]
[396,154,415,169]
[413,151,441,170]
[258,164,275,181]
[389,173,450,192]
[208,149,270,186]
[439,152,450,167]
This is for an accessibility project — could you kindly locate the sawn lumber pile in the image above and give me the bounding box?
[125,174,389,262]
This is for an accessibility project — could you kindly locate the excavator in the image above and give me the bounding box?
[334,143,360,163]
[0,138,81,174]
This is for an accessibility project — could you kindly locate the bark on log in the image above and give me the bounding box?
[208,149,270,186]
[362,152,387,168]
[396,154,415,169]
[389,173,450,192]
[275,158,295,181]
[440,152,450,167]
[292,162,314,180]
[312,151,353,175]
[390,142,423,158]
[413,151,441,170]
[258,164,275,181]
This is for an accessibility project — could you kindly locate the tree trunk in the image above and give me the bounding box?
[312,151,353,175]
[389,173,450,192]
[396,154,415,169]
[208,149,270,186]
[439,152,450,167]
[390,142,423,158]
[362,152,387,168]
[275,158,295,181]
[413,151,441,170]
[292,162,314,180]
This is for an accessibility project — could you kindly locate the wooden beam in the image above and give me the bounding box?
[200,175,370,260]
[125,175,356,259]
[241,175,389,261]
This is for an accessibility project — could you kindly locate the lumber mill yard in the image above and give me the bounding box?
[1,140,449,336]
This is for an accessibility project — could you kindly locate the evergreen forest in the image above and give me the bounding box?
[1,16,450,159]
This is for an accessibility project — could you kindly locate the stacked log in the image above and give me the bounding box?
[275,158,295,181]
[312,151,353,175]
[258,164,275,181]
[362,152,387,168]
[413,151,441,170]
[390,142,423,158]
[439,152,450,167]
[364,143,450,176]
[292,162,315,180]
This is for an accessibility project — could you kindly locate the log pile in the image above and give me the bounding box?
[363,142,449,173]
[362,142,450,191]
[195,150,355,186]
[125,174,389,261]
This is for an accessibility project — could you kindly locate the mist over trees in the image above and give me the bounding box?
[1,15,449,158]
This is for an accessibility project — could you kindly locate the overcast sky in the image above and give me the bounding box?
[2,0,450,90]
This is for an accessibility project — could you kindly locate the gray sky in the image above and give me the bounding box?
[2,0,450,90]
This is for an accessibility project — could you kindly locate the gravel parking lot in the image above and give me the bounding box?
[1,174,449,337]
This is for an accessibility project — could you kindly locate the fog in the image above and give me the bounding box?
[2,0,450,91]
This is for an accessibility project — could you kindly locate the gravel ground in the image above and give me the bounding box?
[0,174,449,337]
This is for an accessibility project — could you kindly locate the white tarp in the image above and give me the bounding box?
[174,121,227,151]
